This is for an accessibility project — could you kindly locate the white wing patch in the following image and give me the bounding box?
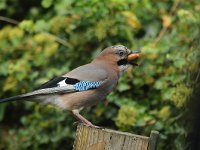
[57,79,74,89]
[57,79,67,87]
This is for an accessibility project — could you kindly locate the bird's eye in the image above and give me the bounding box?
[119,51,124,56]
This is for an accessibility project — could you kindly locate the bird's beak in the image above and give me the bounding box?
[127,50,142,66]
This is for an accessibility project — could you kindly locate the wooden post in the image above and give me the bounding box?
[148,131,159,150]
[73,124,159,150]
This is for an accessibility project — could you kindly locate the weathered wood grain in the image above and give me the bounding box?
[73,124,159,150]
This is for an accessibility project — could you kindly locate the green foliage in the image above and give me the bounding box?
[0,0,200,149]
[172,84,193,108]
[116,105,138,131]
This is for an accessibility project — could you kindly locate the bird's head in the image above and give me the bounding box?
[93,45,142,75]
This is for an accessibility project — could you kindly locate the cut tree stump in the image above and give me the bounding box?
[73,124,159,150]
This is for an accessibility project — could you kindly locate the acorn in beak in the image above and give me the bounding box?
[127,50,142,66]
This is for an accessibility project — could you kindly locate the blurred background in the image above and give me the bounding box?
[0,0,200,149]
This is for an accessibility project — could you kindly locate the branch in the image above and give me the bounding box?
[0,16,19,25]
[152,0,180,47]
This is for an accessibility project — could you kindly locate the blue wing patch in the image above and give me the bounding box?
[36,76,103,92]
[74,81,103,91]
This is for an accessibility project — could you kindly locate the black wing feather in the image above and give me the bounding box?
[36,77,66,90]
[65,78,80,84]
[36,77,80,90]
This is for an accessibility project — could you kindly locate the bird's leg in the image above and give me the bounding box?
[71,109,93,126]
[71,110,101,128]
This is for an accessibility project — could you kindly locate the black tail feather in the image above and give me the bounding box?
[0,95,29,103]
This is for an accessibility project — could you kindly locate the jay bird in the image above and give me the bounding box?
[0,45,141,128]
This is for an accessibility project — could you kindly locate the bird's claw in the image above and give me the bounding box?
[73,121,103,129]
[87,124,104,129]
[85,123,105,129]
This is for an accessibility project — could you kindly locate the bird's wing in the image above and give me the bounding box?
[34,63,108,94]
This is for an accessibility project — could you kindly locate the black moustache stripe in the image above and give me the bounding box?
[117,59,128,66]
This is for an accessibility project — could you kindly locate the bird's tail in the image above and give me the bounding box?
[0,86,76,103]
[0,94,32,103]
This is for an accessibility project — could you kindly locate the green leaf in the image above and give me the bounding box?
[41,0,53,8]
